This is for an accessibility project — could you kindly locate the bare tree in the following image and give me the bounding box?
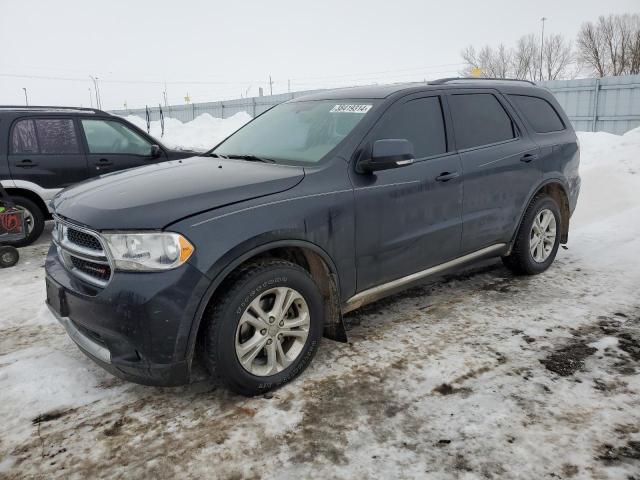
[543,34,574,80]
[577,13,640,76]
[461,33,575,81]
[513,34,539,81]
[460,44,513,78]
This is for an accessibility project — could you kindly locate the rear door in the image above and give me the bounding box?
[446,90,540,254]
[79,118,167,176]
[351,93,463,291]
[8,116,88,189]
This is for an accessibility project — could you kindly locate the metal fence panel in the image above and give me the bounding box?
[111,76,640,135]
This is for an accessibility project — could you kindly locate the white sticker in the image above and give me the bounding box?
[330,104,372,113]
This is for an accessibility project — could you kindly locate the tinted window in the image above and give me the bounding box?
[508,95,565,133]
[11,119,39,154]
[81,120,152,155]
[11,119,79,154]
[449,94,515,149]
[36,119,80,154]
[373,96,446,158]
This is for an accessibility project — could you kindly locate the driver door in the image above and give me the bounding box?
[79,118,166,176]
[350,94,463,291]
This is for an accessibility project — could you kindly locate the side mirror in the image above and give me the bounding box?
[150,144,162,158]
[358,139,415,173]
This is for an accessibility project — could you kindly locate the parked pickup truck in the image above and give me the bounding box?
[45,78,580,395]
[0,106,194,245]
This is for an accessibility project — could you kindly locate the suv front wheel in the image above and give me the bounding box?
[201,260,323,395]
[503,193,561,275]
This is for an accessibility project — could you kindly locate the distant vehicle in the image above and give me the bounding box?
[0,106,194,246]
[46,79,580,395]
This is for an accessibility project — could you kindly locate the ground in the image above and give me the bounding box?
[1,126,639,479]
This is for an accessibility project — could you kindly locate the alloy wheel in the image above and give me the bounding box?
[234,287,310,376]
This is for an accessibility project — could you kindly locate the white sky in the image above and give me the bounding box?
[1,0,637,110]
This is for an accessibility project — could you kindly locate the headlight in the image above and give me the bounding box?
[102,232,194,271]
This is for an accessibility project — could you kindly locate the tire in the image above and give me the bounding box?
[4,196,45,247]
[502,194,561,275]
[201,260,324,396]
[0,245,19,268]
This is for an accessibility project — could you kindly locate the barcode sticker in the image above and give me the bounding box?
[330,104,372,113]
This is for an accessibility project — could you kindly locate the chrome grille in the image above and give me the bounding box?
[52,216,113,288]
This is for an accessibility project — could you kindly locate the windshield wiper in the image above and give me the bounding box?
[223,154,276,163]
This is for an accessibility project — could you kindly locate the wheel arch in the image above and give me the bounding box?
[3,187,51,219]
[509,179,571,252]
[186,239,347,365]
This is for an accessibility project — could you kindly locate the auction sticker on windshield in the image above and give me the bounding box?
[330,104,372,113]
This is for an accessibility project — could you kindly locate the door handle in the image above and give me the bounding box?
[520,153,538,163]
[95,159,113,167]
[435,171,460,182]
[16,159,38,168]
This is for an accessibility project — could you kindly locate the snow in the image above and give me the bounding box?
[1,125,640,478]
[123,112,252,152]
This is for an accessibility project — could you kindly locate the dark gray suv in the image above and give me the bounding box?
[45,79,580,395]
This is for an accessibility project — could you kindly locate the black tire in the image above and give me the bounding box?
[502,194,561,275]
[0,245,19,268]
[4,196,45,247]
[201,260,324,396]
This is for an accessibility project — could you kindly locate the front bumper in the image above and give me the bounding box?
[45,244,210,386]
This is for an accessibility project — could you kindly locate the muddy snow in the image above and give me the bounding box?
[1,127,639,479]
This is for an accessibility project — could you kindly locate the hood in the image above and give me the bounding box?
[52,156,305,229]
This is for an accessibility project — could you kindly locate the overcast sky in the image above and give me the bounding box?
[1,0,637,110]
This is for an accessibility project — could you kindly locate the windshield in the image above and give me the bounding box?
[212,100,376,164]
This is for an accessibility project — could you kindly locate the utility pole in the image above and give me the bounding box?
[89,76,101,109]
[22,87,28,106]
[269,75,273,96]
[539,17,547,82]
[88,88,93,108]
[163,82,168,107]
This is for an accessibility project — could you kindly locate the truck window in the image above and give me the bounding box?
[507,95,565,133]
[448,94,516,150]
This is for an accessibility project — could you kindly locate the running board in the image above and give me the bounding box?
[343,243,507,313]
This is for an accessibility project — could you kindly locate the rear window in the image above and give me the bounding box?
[448,94,516,150]
[508,95,565,133]
[11,118,80,155]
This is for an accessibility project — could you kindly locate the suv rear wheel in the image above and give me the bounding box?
[201,260,323,396]
[4,196,45,247]
[503,194,561,275]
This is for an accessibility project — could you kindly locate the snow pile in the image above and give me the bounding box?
[573,126,640,227]
[124,112,252,152]
[577,127,640,173]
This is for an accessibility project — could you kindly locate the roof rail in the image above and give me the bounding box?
[0,105,108,114]
[428,77,536,86]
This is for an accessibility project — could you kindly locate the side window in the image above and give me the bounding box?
[507,95,565,133]
[11,118,80,155]
[11,119,39,154]
[81,120,152,155]
[373,96,447,158]
[448,94,516,150]
[35,119,80,154]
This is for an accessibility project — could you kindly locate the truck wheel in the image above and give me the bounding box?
[0,246,19,268]
[4,196,45,247]
[201,260,323,396]
[503,194,561,275]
